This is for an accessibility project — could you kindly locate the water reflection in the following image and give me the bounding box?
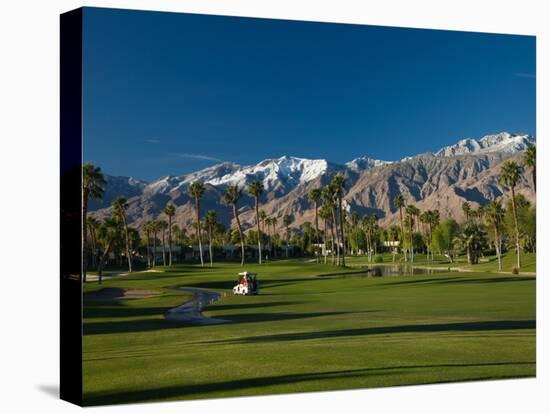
[354,264,456,277]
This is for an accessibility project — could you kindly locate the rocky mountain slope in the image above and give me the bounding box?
[89,132,535,231]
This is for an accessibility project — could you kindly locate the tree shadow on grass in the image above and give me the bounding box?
[178,277,318,291]
[83,310,367,335]
[207,320,536,344]
[378,276,534,288]
[208,310,377,324]
[205,301,304,312]
[83,361,535,406]
[83,318,186,335]
[429,277,535,285]
[84,305,175,319]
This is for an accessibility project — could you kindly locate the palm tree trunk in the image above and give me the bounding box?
[494,225,502,271]
[152,230,157,267]
[323,218,328,264]
[331,206,340,265]
[89,226,97,269]
[162,229,166,266]
[146,231,151,268]
[208,226,213,267]
[195,198,204,267]
[269,223,273,258]
[338,198,346,266]
[369,229,373,262]
[97,239,113,284]
[233,204,245,266]
[255,199,262,264]
[314,201,320,263]
[426,223,432,261]
[356,232,360,257]
[409,220,414,264]
[510,186,521,269]
[285,227,289,258]
[330,218,336,265]
[121,215,132,272]
[82,192,88,283]
[168,216,172,266]
[399,206,406,262]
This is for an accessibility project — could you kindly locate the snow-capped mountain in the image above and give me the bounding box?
[128,132,535,199]
[142,162,242,196]
[345,157,392,172]
[435,132,534,157]
[206,156,336,195]
[137,156,338,198]
[89,131,535,230]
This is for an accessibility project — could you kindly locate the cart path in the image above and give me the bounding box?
[165,287,230,325]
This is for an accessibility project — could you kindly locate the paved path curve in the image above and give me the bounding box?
[165,287,229,325]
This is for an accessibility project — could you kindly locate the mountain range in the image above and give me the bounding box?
[89,132,536,231]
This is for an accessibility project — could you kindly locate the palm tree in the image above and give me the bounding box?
[248,180,264,264]
[393,194,406,261]
[462,201,472,222]
[308,188,322,263]
[188,182,206,267]
[361,215,371,261]
[82,163,106,282]
[86,216,99,269]
[259,210,267,234]
[164,203,175,266]
[419,211,430,259]
[370,213,380,257]
[143,220,153,267]
[271,216,278,257]
[112,196,133,273]
[224,185,245,266]
[171,224,182,263]
[322,185,338,265]
[454,222,487,265]
[319,204,331,264]
[523,144,536,192]
[158,219,168,266]
[405,204,420,263]
[350,211,359,256]
[263,217,272,258]
[331,174,346,266]
[96,217,120,283]
[427,210,440,261]
[499,160,522,269]
[283,214,293,258]
[151,220,159,267]
[204,210,217,267]
[483,200,505,271]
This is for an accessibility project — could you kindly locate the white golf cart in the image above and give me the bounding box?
[233,271,259,295]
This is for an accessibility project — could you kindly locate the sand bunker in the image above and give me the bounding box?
[84,288,161,301]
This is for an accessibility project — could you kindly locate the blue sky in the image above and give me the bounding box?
[83,7,536,181]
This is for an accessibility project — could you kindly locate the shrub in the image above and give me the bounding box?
[373,255,383,263]
[512,267,519,275]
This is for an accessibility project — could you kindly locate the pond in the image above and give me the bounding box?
[342,264,458,277]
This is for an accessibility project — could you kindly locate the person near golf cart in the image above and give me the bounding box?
[233,272,259,295]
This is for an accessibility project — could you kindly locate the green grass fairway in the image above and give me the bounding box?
[83,261,535,406]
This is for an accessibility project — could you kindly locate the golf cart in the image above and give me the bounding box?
[233,272,259,295]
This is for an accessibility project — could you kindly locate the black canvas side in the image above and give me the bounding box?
[60,8,83,406]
